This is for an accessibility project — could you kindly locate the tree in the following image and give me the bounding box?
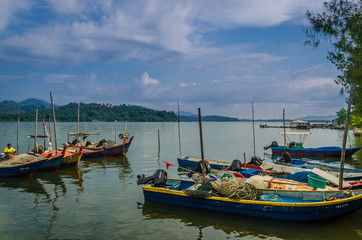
[336,108,347,124]
[305,0,361,92]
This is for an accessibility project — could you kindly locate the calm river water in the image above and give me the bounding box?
[0,121,361,240]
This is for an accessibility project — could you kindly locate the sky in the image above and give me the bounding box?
[0,0,349,119]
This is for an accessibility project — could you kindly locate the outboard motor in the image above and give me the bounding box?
[289,142,296,148]
[279,152,292,163]
[137,169,167,187]
[187,160,211,178]
[248,156,263,166]
[227,159,242,171]
[263,141,278,150]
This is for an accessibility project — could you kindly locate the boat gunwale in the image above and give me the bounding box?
[142,184,362,207]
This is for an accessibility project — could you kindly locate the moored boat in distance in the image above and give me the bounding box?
[264,131,362,157]
[66,131,134,158]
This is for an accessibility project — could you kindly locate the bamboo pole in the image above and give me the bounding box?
[177,101,182,157]
[115,124,117,144]
[97,128,100,143]
[339,83,355,190]
[43,121,46,149]
[34,109,38,154]
[283,109,286,152]
[198,108,206,182]
[17,118,19,153]
[50,92,58,155]
[252,102,256,156]
[77,103,80,146]
[122,120,127,155]
[244,152,247,178]
[158,129,160,159]
[48,118,52,144]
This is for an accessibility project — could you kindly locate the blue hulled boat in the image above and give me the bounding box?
[264,132,362,157]
[141,178,362,221]
[0,154,48,177]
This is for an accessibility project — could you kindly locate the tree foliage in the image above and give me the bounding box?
[305,0,361,91]
[0,102,177,122]
[336,108,347,124]
[305,0,361,127]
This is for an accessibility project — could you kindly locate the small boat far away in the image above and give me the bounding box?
[264,131,362,157]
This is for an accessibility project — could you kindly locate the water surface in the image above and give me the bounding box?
[0,121,361,239]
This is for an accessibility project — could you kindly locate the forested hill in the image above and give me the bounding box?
[0,102,177,122]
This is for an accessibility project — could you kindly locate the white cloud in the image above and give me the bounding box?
[140,72,159,86]
[0,0,325,64]
[0,0,32,31]
[290,77,338,89]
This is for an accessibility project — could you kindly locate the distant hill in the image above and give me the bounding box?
[180,114,239,122]
[0,102,177,122]
[179,111,196,117]
[0,98,52,114]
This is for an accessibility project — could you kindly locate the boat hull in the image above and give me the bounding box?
[39,155,63,171]
[81,136,134,158]
[61,152,82,166]
[271,146,362,157]
[143,184,362,221]
[0,156,47,177]
[177,156,263,171]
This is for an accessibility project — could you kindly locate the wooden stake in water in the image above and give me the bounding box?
[244,152,247,178]
[77,103,80,146]
[198,108,206,182]
[50,92,58,155]
[48,118,52,144]
[123,120,127,155]
[158,129,160,159]
[252,102,256,156]
[177,101,182,157]
[17,118,19,153]
[339,83,355,190]
[34,109,38,154]
[283,109,286,152]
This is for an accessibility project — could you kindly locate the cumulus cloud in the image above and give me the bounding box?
[0,0,324,64]
[140,72,159,86]
[0,0,32,31]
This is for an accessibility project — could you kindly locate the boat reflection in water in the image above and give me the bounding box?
[140,201,362,240]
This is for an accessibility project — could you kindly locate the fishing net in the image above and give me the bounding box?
[211,177,261,200]
[183,178,261,200]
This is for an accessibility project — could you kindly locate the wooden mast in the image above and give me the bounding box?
[34,109,38,154]
[17,118,19,153]
[50,92,58,155]
[252,102,256,156]
[339,83,355,190]
[283,109,286,152]
[77,103,80,146]
[198,108,206,182]
[177,101,182,157]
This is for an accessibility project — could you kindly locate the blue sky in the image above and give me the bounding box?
[0,0,347,119]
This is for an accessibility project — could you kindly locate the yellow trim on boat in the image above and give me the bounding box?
[142,185,362,207]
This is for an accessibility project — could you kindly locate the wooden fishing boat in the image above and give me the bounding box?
[141,178,362,221]
[177,156,263,171]
[0,153,48,177]
[264,132,362,157]
[38,154,63,171]
[66,131,134,158]
[274,158,362,175]
[41,150,83,167]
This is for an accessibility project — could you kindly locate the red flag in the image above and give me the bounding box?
[163,161,174,170]
[42,119,46,128]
